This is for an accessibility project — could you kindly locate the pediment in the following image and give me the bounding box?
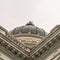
[0,25,60,60]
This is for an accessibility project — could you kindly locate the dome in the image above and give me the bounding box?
[10,21,47,36]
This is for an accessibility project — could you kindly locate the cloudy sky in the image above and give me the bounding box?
[0,0,60,33]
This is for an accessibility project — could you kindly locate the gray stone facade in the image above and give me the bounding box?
[0,22,60,60]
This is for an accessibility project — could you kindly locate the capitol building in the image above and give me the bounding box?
[0,21,60,60]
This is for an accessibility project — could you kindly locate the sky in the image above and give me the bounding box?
[0,0,60,33]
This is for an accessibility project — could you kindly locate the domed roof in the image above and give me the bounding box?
[10,21,47,36]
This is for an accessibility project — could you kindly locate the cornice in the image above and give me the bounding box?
[30,26,60,55]
[13,33,44,39]
[0,26,8,34]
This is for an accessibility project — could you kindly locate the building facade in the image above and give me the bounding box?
[0,21,60,60]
